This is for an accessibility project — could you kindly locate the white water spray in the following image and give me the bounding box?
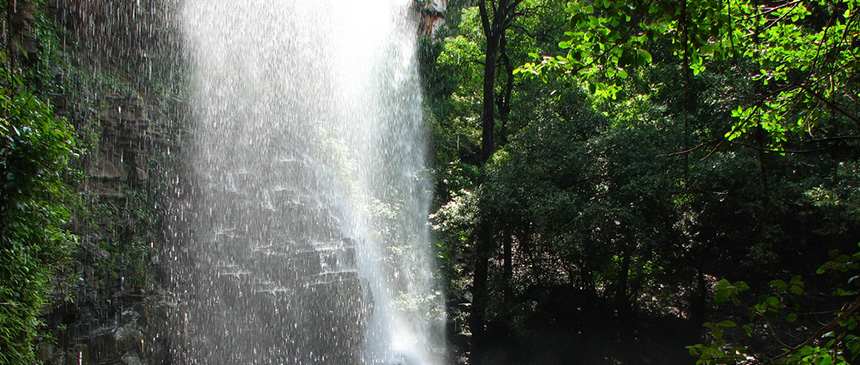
[177,0,444,363]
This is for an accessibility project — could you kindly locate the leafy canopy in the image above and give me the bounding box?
[518,0,860,142]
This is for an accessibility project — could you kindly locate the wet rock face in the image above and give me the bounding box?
[7,0,38,67]
[53,0,183,192]
[175,147,371,363]
[40,297,175,364]
[37,0,185,364]
[55,0,183,197]
[85,95,157,196]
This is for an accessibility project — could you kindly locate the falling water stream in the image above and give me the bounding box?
[176,1,443,363]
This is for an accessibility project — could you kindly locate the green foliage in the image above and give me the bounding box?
[690,245,860,364]
[516,0,658,98]
[426,0,860,361]
[687,320,748,364]
[519,0,860,143]
[714,279,750,305]
[0,73,78,363]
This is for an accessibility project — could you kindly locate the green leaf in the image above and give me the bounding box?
[636,49,652,65]
[791,285,804,295]
[835,288,856,296]
[790,276,803,285]
[715,320,736,328]
[765,296,781,307]
[715,279,748,304]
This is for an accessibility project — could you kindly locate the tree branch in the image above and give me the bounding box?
[657,140,720,157]
[506,0,525,16]
[799,84,860,130]
[765,298,860,364]
[478,1,492,35]
[727,140,840,155]
[658,133,859,158]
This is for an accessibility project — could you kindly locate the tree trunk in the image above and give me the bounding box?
[480,31,499,164]
[496,35,514,147]
[470,2,521,363]
[689,267,708,326]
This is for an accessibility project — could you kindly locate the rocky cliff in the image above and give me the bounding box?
[37,0,184,363]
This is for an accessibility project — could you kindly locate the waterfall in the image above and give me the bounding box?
[174,0,444,363]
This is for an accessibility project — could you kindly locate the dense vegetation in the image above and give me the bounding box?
[0,80,76,364]
[423,0,860,363]
[0,1,78,362]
